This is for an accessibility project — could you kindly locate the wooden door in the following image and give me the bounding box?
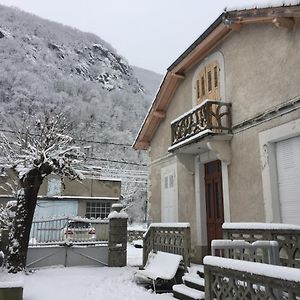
[205,160,224,254]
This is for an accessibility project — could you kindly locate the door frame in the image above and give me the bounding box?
[204,160,224,253]
[195,153,230,248]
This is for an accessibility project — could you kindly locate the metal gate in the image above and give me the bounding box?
[27,216,109,268]
[26,243,108,268]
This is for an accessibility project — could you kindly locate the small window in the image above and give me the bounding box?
[207,71,212,92]
[86,201,111,219]
[47,178,61,196]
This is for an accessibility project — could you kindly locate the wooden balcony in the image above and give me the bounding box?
[170,100,232,148]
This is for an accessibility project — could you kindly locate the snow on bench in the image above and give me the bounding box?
[135,250,183,292]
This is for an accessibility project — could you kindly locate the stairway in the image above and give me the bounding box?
[172,265,205,300]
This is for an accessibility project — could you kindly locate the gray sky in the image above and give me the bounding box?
[0,0,283,73]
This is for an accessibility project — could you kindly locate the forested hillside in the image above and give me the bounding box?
[0,5,162,221]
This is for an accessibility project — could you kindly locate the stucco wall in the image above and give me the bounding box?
[222,24,300,125]
[38,175,121,198]
[147,21,300,261]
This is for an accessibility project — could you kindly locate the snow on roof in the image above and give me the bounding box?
[226,1,300,11]
[222,222,300,230]
[204,256,300,282]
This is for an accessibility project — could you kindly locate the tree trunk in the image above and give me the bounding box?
[6,168,43,273]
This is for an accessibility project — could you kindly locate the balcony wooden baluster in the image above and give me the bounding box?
[171,100,232,146]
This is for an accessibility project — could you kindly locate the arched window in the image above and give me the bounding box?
[195,61,220,104]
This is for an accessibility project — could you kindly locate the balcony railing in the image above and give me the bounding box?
[171,100,232,147]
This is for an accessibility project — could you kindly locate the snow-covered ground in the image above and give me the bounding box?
[22,242,173,300]
[23,266,173,300]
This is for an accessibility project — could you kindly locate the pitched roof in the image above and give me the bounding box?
[133,4,300,150]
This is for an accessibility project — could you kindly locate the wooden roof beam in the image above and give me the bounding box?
[171,72,185,79]
[153,110,166,119]
[272,17,295,29]
[135,141,150,150]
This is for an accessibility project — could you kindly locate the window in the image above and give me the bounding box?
[86,201,111,219]
[47,178,61,196]
[195,62,220,104]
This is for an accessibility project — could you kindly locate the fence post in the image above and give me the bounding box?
[108,204,127,267]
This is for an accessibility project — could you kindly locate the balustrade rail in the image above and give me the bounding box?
[142,223,191,271]
[223,223,300,268]
[204,256,300,300]
[171,100,232,146]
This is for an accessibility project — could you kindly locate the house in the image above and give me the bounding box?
[0,169,121,219]
[134,4,300,263]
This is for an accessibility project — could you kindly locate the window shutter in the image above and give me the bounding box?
[195,61,220,105]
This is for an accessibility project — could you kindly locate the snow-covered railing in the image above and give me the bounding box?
[30,216,109,244]
[204,256,300,299]
[222,222,300,268]
[170,100,232,147]
[142,223,191,271]
[211,239,280,265]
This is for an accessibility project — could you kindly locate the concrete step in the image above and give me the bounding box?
[173,284,205,300]
[195,266,204,278]
[182,274,205,291]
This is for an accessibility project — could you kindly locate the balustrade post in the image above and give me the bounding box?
[204,265,211,300]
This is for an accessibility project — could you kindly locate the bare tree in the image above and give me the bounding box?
[0,113,84,273]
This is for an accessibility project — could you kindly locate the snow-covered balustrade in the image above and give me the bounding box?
[222,222,300,268]
[211,239,280,265]
[204,256,300,299]
[143,222,191,271]
[170,100,232,147]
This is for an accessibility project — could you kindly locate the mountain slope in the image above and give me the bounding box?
[0,5,162,221]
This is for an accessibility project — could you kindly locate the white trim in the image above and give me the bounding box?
[161,163,178,222]
[195,156,207,245]
[259,118,300,222]
[192,51,226,106]
[221,162,231,222]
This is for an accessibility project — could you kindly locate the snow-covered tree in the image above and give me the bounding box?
[0,113,84,273]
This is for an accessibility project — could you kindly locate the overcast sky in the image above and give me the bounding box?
[0,0,286,73]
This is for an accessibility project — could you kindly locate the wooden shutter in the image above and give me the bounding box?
[206,62,220,101]
[195,62,220,105]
